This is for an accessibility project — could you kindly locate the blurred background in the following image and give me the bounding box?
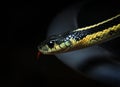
[7,0,120,87]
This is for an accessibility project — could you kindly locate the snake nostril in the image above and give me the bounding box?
[38,45,42,50]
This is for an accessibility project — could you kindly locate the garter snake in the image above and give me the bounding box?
[38,14,120,55]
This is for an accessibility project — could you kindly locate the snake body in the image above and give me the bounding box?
[38,14,120,55]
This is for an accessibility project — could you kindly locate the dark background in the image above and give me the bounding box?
[7,0,119,87]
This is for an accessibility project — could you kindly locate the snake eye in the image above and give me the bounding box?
[47,40,55,49]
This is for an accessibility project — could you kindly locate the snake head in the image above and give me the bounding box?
[38,35,60,54]
[38,34,72,55]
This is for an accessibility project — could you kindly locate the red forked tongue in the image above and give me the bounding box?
[36,51,42,60]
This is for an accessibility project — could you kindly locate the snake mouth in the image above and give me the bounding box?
[37,43,49,53]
